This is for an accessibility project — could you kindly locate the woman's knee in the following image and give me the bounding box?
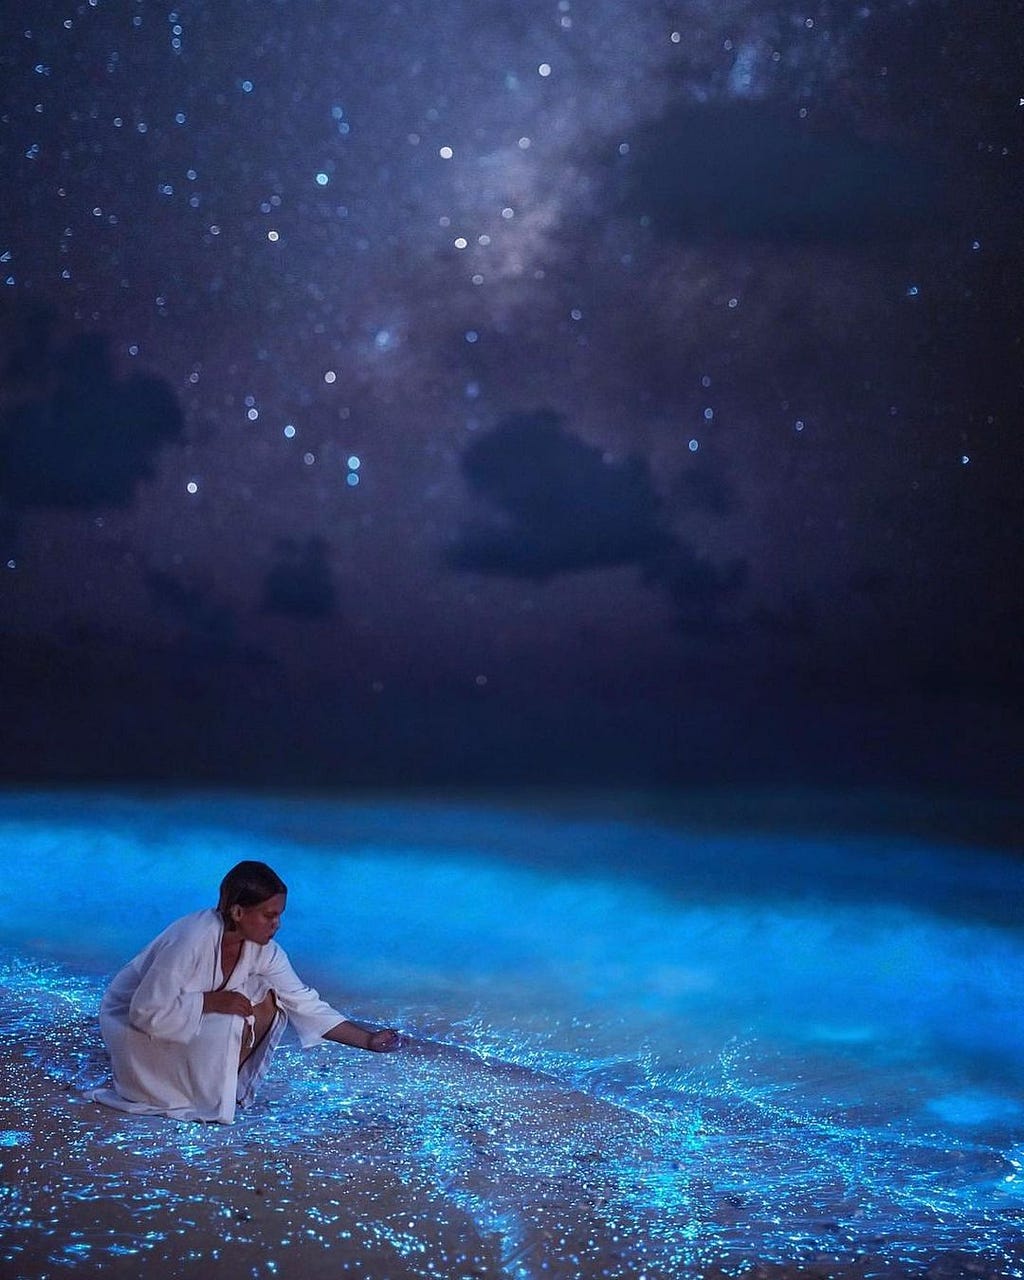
[251,989,278,1039]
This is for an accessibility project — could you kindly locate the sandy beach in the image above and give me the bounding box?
[1,977,1019,1280]
[2,792,1023,1279]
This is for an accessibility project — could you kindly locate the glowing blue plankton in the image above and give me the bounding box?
[0,792,1022,1277]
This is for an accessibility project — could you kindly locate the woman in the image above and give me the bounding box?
[90,860,402,1124]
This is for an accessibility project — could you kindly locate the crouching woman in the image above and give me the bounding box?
[90,860,402,1124]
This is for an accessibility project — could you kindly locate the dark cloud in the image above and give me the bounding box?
[654,551,748,632]
[449,410,745,623]
[674,467,735,517]
[261,537,337,619]
[448,410,674,578]
[614,102,944,245]
[0,327,183,511]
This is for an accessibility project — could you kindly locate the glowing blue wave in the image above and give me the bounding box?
[1,792,1022,1276]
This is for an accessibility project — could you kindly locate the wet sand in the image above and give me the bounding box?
[0,992,1017,1280]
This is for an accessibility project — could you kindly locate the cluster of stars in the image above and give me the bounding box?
[0,0,1014,745]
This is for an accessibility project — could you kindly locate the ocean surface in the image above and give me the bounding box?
[1,789,1022,1277]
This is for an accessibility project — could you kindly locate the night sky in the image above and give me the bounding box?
[1,0,1021,792]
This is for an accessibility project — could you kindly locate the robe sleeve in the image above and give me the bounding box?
[127,934,208,1043]
[260,943,350,1048]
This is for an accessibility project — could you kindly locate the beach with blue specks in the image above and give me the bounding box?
[2,790,1023,1279]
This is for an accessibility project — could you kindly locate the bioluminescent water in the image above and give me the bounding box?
[1,791,1022,1278]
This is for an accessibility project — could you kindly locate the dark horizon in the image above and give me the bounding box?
[3,624,1019,802]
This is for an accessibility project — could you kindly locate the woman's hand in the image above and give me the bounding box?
[323,1021,406,1052]
[367,1028,405,1053]
[203,990,254,1017]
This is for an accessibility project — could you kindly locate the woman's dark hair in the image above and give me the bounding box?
[218,861,287,926]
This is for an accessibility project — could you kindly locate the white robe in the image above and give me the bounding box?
[89,909,349,1124]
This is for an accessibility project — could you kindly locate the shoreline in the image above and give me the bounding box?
[2,1056,1014,1280]
[2,982,1021,1280]
[3,790,1023,1279]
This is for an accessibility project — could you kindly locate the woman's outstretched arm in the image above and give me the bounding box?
[323,1020,404,1052]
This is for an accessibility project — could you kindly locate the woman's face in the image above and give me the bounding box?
[230,892,286,945]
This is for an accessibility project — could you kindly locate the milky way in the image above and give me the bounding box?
[0,0,1020,785]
